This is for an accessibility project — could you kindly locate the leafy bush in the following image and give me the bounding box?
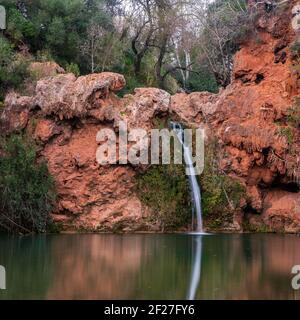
[201,173,246,216]
[65,63,80,77]
[290,39,300,59]
[5,7,37,43]
[114,51,159,96]
[137,164,191,231]
[0,36,29,100]
[0,135,56,234]
[200,140,246,229]
[278,126,294,146]
[287,98,300,127]
[36,50,54,62]
[177,67,219,93]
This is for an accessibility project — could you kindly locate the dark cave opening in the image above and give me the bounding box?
[267,174,299,193]
[255,73,265,84]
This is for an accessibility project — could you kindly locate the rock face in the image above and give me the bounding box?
[249,190,300,233]
[171,1,300,232]
[29,61,65,78]
[43,123,146,231]
[1,70,171,231]
[34,72,125,120]
[1,2,300,233]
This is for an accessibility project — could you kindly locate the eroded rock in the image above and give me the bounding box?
[172,2,300,233]
[1,2,300,233]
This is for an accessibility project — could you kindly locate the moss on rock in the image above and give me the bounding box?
[200,140,246,231]
[136,164,191,231]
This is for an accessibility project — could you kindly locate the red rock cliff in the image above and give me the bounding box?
[1,1,300,233]
[1,71,171,232]
[171,1,300,232]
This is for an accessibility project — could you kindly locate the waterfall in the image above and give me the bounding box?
[170,122,203,233]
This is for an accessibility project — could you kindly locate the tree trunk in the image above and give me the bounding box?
[134,54,143,77]
[155,34,169,90]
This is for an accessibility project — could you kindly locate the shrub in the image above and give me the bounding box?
[181,67,219,93]
[117,75,145,97]
[287,99,300,127]
[36,50,54,63]
[0,135,56,234]
[66,63,80,77]
[137,164,191,231]
[201,172,246,216]
[5,7,37,43]
[0,36,29,100]
[290,38,300,59]
[200,140,246,229]
[278,126,294,146]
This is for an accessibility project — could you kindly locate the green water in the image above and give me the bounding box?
[0,233,300,300]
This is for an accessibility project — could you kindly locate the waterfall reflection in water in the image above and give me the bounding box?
[1,234,300,299]
[187,236,203,300]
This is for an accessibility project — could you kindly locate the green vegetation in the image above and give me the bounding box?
[242,220,274,233]
[136,132,247,232]
[1,0,111,71]
[0,135,56,234]
[290,39,300,60]
[65,63,81,77]
[0,0,272,98]
[197,0,250,87]
[176,66,219,93]
[0,1,285,234]
[287,98,300,127]
[200,141,246,230]
[0,0,281,100]
[276,100,300,150]
[0,36,29,100]
[273,98,300,182]
[277,126,294,146]
[137,164,191,231]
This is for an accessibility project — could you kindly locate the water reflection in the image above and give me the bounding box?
[0,234,300,300]
[187,236,202,300]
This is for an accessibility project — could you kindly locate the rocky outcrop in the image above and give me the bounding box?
[1,2,300,233]
[1,70,171,232]
[249,190,300,233]
[34,72,125,120]
[0,93,31,133]
[121,88,170,130]
[171,1,300,232]
[29,61,65,78]
[43,123,146,231]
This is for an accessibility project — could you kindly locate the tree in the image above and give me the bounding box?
[0,135,56,234]
[0,36,29,100]
[193,0,250,87]
[81,23,106,73]
[124,0,199,91]
[0,0,265,94]
[1,0,114,71]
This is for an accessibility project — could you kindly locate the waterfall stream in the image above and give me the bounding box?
[171,122,203,233]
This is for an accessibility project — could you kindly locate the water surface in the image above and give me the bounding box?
[0,233,300,300]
